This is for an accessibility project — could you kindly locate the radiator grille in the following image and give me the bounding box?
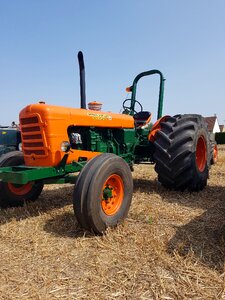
[20,115,47,157]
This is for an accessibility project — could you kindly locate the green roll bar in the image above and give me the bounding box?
[130,69,165,119]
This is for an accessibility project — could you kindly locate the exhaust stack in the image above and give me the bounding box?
[78,51,86,109]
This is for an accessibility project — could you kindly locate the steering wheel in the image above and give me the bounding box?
[122,99,143,114]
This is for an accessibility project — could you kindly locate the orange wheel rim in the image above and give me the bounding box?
[7,182,33,196]
[196,136,207,172]
[101,174,124,216]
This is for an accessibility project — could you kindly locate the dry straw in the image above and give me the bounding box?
[0,146,225,299]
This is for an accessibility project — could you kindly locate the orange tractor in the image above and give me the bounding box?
[0,52,211,234]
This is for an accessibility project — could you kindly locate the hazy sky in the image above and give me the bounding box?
[0,0,225,125]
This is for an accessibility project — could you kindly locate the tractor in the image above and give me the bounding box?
[210,139,218,165]
[0,52,211,234]
[0,125,21,157]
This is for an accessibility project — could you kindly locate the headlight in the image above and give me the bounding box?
[61,141,71,152]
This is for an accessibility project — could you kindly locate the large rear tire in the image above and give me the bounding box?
[0,151,44,207]
[153,114,210,191]
[73,153,133,234]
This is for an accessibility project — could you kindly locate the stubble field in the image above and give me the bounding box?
[0,146,225,299]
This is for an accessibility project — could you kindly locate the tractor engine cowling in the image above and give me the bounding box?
[19,102,135,167]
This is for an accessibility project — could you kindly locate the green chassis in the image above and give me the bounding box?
[0,151,136,185]
[0,157,85,185]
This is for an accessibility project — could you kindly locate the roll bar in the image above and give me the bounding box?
[129,70,165,119]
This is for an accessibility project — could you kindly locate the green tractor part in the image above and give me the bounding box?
[125,69,165,119]
[0,52,211,234]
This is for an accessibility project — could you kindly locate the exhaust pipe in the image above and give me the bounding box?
[78,51,86,109]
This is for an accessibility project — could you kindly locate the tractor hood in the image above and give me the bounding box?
[20,102,134,129]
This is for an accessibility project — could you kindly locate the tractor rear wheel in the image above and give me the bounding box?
[0,151,44,207]
[73,153,133,234]
[153,114,210,191]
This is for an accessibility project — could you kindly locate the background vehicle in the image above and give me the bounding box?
[0,52,211,234]
[210,140,218,165]
[0,125,21,157]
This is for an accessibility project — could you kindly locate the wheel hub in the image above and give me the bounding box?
[101,174,124,216]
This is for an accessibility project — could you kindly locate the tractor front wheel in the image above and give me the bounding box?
[153,114,210,191]
[0,151,44,207]
[73,153,133,234]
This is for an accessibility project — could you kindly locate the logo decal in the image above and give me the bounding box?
[87,113,112,121]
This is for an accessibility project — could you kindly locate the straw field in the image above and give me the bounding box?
[0,146,225,299]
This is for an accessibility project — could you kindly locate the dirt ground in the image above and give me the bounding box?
[0,146,225,300]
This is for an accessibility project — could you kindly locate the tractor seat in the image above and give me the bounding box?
[133,111,152,127]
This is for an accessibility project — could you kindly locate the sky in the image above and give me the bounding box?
[0,0,225,125]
